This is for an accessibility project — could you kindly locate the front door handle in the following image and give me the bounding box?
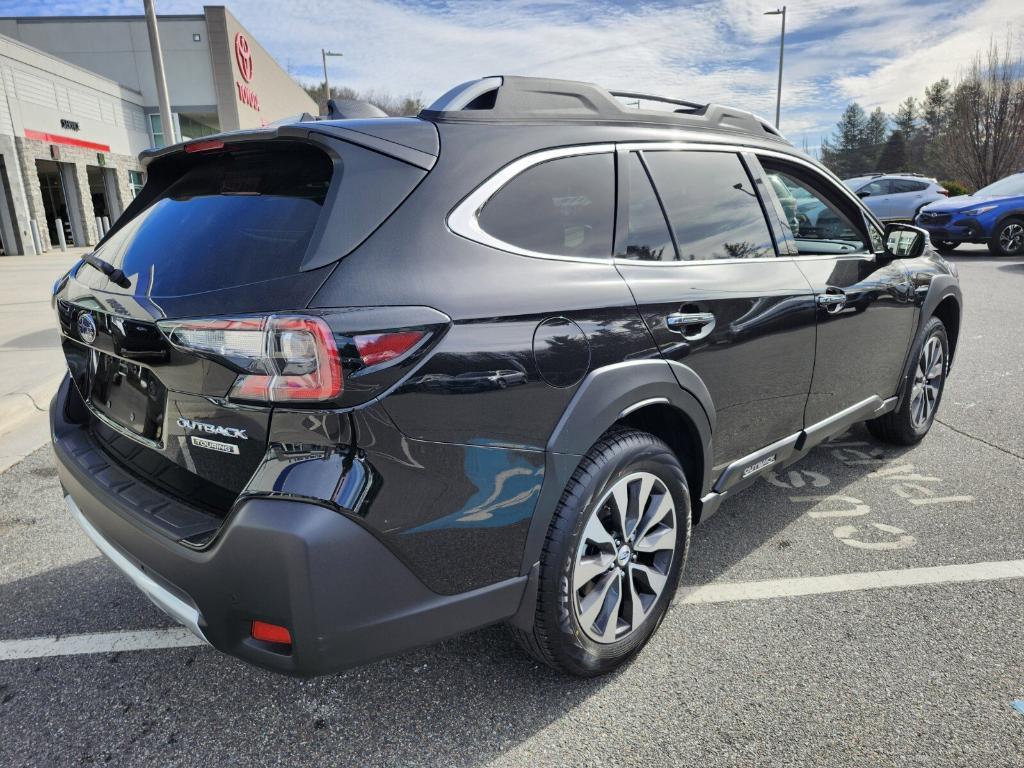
[666,312,716,340]
[816,292,847,313]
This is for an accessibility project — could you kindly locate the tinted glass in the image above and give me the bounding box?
[622,153,675,261]
[859,179,891,196]
[892,179,928,193]
[479,153,614,258]
[92,143,332,295]
[762,160,869,255]
[643,151,774,260]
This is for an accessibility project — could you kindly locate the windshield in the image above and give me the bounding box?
[975,173,1024,198]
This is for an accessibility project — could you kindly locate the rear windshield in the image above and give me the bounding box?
[91,143,333,295]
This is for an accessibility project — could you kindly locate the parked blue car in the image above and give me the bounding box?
[916,172,1024,255]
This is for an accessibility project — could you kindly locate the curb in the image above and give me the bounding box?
[0,372,64,436]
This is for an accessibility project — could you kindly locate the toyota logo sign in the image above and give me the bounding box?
[234,33,254,82]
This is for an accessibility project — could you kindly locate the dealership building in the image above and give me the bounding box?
[0,5,317,255]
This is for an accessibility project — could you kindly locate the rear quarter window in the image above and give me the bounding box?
[892,179,929,193]
[477,153,614,259]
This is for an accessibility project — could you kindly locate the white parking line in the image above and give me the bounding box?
[0,627,204,662]
[678,560,1024,605]
[3,560,1024,662]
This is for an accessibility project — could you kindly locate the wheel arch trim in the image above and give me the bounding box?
[993,210,1024,237]
[517,359,714,579]
[897,276,961,409]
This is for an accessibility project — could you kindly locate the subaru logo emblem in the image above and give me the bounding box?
[77,313,97,344]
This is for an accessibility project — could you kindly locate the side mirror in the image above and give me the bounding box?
[857,190,871,198]
[884,222,927,259]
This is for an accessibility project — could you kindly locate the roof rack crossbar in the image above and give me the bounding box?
[609,91,705,111]
[419,76,791,146]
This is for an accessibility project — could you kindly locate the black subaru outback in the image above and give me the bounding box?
[51,76,962,677]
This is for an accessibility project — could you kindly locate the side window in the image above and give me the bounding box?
[859,179,891,196]
[621,153,675,261]
[643,150,775,260]
[892,179,928,193]
[761,160,870,255]
[477,153,614,258]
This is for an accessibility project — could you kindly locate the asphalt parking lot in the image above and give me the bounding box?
[1,244,1022,767]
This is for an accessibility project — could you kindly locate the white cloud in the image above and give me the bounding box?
[835,0,1024,110]
[15,0,1024,150]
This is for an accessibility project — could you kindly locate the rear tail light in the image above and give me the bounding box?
[159,314,428,405]
[354,331,425,367]
[938,188,949,196]
[160,315,341,403]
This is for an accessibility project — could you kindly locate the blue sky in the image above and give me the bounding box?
[4,0,1023,152]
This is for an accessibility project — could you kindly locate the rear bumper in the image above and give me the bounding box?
[52,377,526,676]
[66,494,207,642]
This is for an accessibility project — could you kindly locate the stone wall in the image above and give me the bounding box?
[12,136,140,252]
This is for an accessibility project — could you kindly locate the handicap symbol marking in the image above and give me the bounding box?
[790,495,871,519]
[833,523,917,551]
[765,469,831,490]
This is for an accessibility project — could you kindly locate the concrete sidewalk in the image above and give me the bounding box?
[0,249,87,444]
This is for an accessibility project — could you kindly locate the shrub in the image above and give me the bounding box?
[940,179,971,196]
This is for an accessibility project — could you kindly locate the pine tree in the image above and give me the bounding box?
[863,107,890,169]
[877,130,907,171]
[922,78,952,139]
[894,98,917,138]
[821,103,869,176]
[921,77,953,178]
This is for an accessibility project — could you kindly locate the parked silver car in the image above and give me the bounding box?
[843,173,949,221]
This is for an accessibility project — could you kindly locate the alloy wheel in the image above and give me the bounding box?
[999,223,1024,254]
[572,471,677,644]
[910,335,944,429]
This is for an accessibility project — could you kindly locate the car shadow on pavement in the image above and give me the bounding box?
[0,535,613,767]
[685,422,917,587]
[0,425,919,766]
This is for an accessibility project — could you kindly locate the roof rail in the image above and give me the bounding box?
[419,76,789,144]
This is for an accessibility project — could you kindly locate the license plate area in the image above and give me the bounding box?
[87,350,167,445]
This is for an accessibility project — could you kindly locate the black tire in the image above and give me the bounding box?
[511,429,691,677]
[867,316,948,445]
[987,217,1024,256]
[933,240,959,253]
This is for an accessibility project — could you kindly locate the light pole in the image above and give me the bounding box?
[321,49,343,108]
[144,0,176,145]
[764,6,786,129]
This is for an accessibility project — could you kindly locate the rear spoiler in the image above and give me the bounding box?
[140,118,439,171]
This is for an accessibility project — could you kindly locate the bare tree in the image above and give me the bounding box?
[942,40,1024,188]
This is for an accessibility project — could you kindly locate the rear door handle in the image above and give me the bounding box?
[666,312,716,340]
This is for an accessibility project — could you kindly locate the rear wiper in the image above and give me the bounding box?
[81,252,131,289]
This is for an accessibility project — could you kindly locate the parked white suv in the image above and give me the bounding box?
[844,173,949,221]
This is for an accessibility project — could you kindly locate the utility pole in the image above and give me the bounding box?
[321,49,343,109]
[764,6,786,129]
[144,0,176,146]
